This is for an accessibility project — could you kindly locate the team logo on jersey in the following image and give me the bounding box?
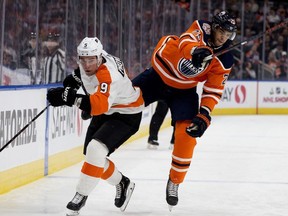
[178,58,205,78]
[202,23,211,35]
[112,56,125,77]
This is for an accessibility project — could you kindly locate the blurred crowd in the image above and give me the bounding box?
[228,0,288,80]
[0,0,287,85]
[1,0,67,85]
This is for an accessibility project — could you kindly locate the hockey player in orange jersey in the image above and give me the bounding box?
[132,10,237,210]
[46,37,144,215]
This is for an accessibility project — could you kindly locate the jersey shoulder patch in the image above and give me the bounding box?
[197,20,212,44]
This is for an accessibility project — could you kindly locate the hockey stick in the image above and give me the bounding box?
[204,18,288,61]
[0,104,50,153]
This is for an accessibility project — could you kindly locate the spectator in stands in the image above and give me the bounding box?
[243,61,257,80]
[267,43,288,80]
[267,8,281,26]
[277,4,286,21]
[244,2,256,30]
[3,47,16,70]
[229,59,241,80]
[268,43,284,64]
[275,51,288,80]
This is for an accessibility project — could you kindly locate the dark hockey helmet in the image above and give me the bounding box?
[212,11,237,40]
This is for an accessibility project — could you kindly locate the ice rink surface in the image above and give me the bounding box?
[0,115,288,216]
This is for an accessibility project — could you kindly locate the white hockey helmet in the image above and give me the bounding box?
[77,37,103,58]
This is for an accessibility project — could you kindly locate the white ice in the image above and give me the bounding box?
[0,115,288,216]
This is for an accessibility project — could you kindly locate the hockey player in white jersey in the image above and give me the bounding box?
[46,37,144,215]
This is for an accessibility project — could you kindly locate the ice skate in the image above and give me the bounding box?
[166,178,179,211]
[147,139,159,149]
[115,175,135,212]
[66,192,88,216]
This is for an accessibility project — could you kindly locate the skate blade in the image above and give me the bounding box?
[66,209,80,216]
[168,205,173,212]
[147,144,158,150]
[120,182,135,212]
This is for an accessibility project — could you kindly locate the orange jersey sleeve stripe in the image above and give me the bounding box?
[90,66,112,115]
[101,160,115,180]
[90,94,110,115]
[112,91,144,108]
[81,162,104,178]
[200,97,218,111]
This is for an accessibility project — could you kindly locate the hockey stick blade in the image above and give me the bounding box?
[203,18,288,61]
[0,104,50,153]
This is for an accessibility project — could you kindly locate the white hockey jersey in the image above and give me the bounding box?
[79,51,144,115]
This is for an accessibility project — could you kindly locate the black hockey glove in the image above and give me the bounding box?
[63,68,82,90]
[62,87,77,106]
[81,110,91,120]
[47,87,77,107]
[47,87,66,107]
[191,46,213,68]
[186,107,211,138]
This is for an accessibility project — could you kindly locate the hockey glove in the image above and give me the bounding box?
[63,68,82,89]
[47,87,66,107]
[81,110,91,120]
[186,108,211,138]
[62,87,77,106]
[191,46,213,68]
[47,87,77,107]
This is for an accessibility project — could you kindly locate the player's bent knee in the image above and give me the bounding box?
[86,139,109,164]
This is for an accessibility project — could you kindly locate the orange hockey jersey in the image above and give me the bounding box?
[151,20,234,112]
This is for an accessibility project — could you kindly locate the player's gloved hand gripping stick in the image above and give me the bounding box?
[63,68,92,120]
[191,46,213,68]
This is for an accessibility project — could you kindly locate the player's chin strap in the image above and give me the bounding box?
[203,18,288,62]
